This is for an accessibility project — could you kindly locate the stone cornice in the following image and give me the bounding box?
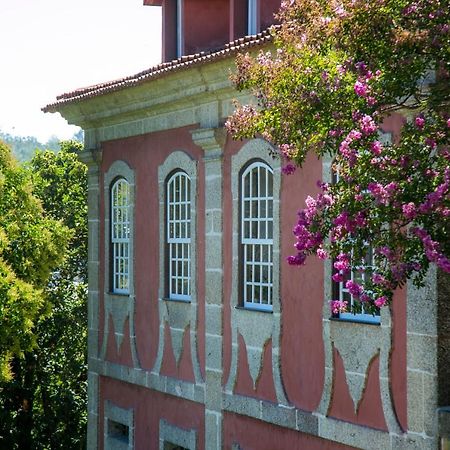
[50,43,272,137]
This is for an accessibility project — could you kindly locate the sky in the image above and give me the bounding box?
[0,0,162,142]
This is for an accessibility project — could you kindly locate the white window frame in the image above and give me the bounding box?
[336,246,380,324]
[167,170,191,302]
[111,178,131,294]
[247,0,258,35]
[332,169,380,324]
[241,161,273,312]
[176,0,184,57]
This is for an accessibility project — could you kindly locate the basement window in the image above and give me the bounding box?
[108,419,130,444]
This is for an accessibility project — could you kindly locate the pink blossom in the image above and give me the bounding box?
[370,141,383,155]
[425,137,437,148]
[317,248,328,259]
[402,202,417,219]
[332,272,344,283]
[360,293,370,303]
[354,80,368,97]
[360,115,377,135]
[346,280,363,297]
[330,300,348,315]
[415,116,425,129]
[374,296,387,308]
[282,163,296,175]
[334,253,351,272]
[287,254,306,266]
[372,273,386,285]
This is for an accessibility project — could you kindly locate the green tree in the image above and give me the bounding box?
[0,141,70,448]
[227,0,449,313]
[28,141,88,449]
[0,141,88,449]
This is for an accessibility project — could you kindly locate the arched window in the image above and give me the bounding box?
[111,178,130,294]
[241,161,273,311]
[167,171,191,301]
[331,166,380,323]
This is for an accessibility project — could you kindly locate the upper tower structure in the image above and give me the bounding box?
[144,0,281,62]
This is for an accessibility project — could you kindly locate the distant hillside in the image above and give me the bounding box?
[0,130,83,161]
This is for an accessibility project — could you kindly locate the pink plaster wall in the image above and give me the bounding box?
[184,0,230,54]
[223,411,358,450]
[233,335,277,402]
[280,151,325,411]
[99,376,205,450]
[328,350,388,431]
[99,126,205,376]
[260,0,281,30]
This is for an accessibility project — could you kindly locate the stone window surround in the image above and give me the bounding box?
[111,178,131,295]
[104,400,134,450]
[234,148,280,314]
[103,160,136,299]
[153,150,203,383]
[159,419,197,450]
[226,138,288,405]
[158,150,198,305]
[100,160,139,367]
[166,170,192,302]
[240,159,274,312]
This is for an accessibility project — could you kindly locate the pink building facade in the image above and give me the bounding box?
[45,1,450,449]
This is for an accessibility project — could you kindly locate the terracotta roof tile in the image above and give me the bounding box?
[43,28,275,113]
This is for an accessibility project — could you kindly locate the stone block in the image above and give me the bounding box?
[407,370,424,433]
[205,304,222,335]
[205,370,223,411]
[261,401,296,429]
[88,330,99,360]
[194,383,205,404]
[205,209,222,234]
[88,222,100,262]
[106,362,123,381]
[133,368,146,387]
[86,411,99,450]
[205,410,221,450]
[204,184,222,212]
[223,393,261,419]
[407,267,437,334]
[87,371,99,415]
[318,415,390,450]
[423,372,439,437]
[147,371,165,392]
[296,409,319,435]
[390,434,437,450]
[88,291,99,331]
[205,234,223,271]
[408,333,437,374]
[88,261,100,292]
[205,270,223,305]
[205,334,223,371]
[88,172,101,189]
[166,377,195,401]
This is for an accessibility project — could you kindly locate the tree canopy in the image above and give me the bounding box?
[227,0,449,313]
[0,141,88,449]
[0,141,69,382]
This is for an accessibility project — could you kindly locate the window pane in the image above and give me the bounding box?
[167,172,191,300]
[241,162,274,309]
